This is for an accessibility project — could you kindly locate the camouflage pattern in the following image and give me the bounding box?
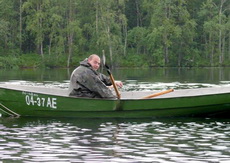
[69,59,116,99]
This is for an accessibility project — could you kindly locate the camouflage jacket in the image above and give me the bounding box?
[69,59,115,99]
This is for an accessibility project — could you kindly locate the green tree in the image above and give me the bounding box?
[46,0,65,56]
[199,0,230,66]
[22,0,52,57]
[143,0,179,66]
[93,0,127,65]
[127,26,148,57]
[199,0,220,66]
[0,0,19,54]
[171,0,197,67]
[228,17,230,60]
[125,0,143,29]
[1,0,230,68]
[65,0,82,67]
[217,0,229,65]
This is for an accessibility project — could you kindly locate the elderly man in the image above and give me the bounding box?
[69,54,123,99]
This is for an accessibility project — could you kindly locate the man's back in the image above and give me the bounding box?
[69,58,115,99]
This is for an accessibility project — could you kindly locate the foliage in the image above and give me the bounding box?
[0,56,19,69]
[0,0,230,68]
[18,54,42,68]
[120,53,147,67]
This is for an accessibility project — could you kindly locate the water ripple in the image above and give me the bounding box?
[0,117,230,162]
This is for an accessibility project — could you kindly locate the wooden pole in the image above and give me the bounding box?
[108,73,121,99]
[141,89,174,99]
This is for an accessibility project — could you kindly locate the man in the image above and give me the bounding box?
[69,54,123,99]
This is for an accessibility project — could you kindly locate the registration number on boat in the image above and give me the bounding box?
[22,92,57,109]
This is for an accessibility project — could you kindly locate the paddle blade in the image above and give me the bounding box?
[102,54,106,66]
[102,54,111,75]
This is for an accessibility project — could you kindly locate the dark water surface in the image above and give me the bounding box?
[1,67,230,90]
[0,67,230,162]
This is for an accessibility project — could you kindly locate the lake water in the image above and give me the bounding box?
[0,67,230,162]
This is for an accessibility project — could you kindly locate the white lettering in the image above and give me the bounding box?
[24,94,57,109]
[37,97,41,106]
[41,98,45,107]
[46,97,52,108]
[25,95,30,105]
[30,96,34,105]
[52,98,57,109]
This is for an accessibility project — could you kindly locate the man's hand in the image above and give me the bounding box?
[107,81,123,89]
[115,81,123,88]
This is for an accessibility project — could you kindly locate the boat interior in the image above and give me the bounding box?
[0,84,230,100]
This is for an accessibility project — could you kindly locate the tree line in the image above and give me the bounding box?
[0,0,229,68]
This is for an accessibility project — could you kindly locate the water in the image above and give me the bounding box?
[0,117,230,162]
[0,67,230,162]
[1,67,230,91]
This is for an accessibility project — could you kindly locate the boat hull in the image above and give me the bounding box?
[0,85,230,118]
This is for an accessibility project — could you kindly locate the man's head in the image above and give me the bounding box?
[88,54,100,70]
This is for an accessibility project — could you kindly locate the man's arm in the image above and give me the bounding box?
[82,73,115,98]
[99,73,123,88]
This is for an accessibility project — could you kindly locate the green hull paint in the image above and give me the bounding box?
[0,84,230,118]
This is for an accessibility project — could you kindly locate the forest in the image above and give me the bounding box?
[0,0,230,69]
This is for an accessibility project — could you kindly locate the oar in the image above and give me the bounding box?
[102,54,121,99]
[141,89,174,99]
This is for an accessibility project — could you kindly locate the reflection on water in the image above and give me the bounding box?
[0,117,230,162]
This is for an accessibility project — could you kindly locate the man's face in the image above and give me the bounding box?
[88,56,100,70]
